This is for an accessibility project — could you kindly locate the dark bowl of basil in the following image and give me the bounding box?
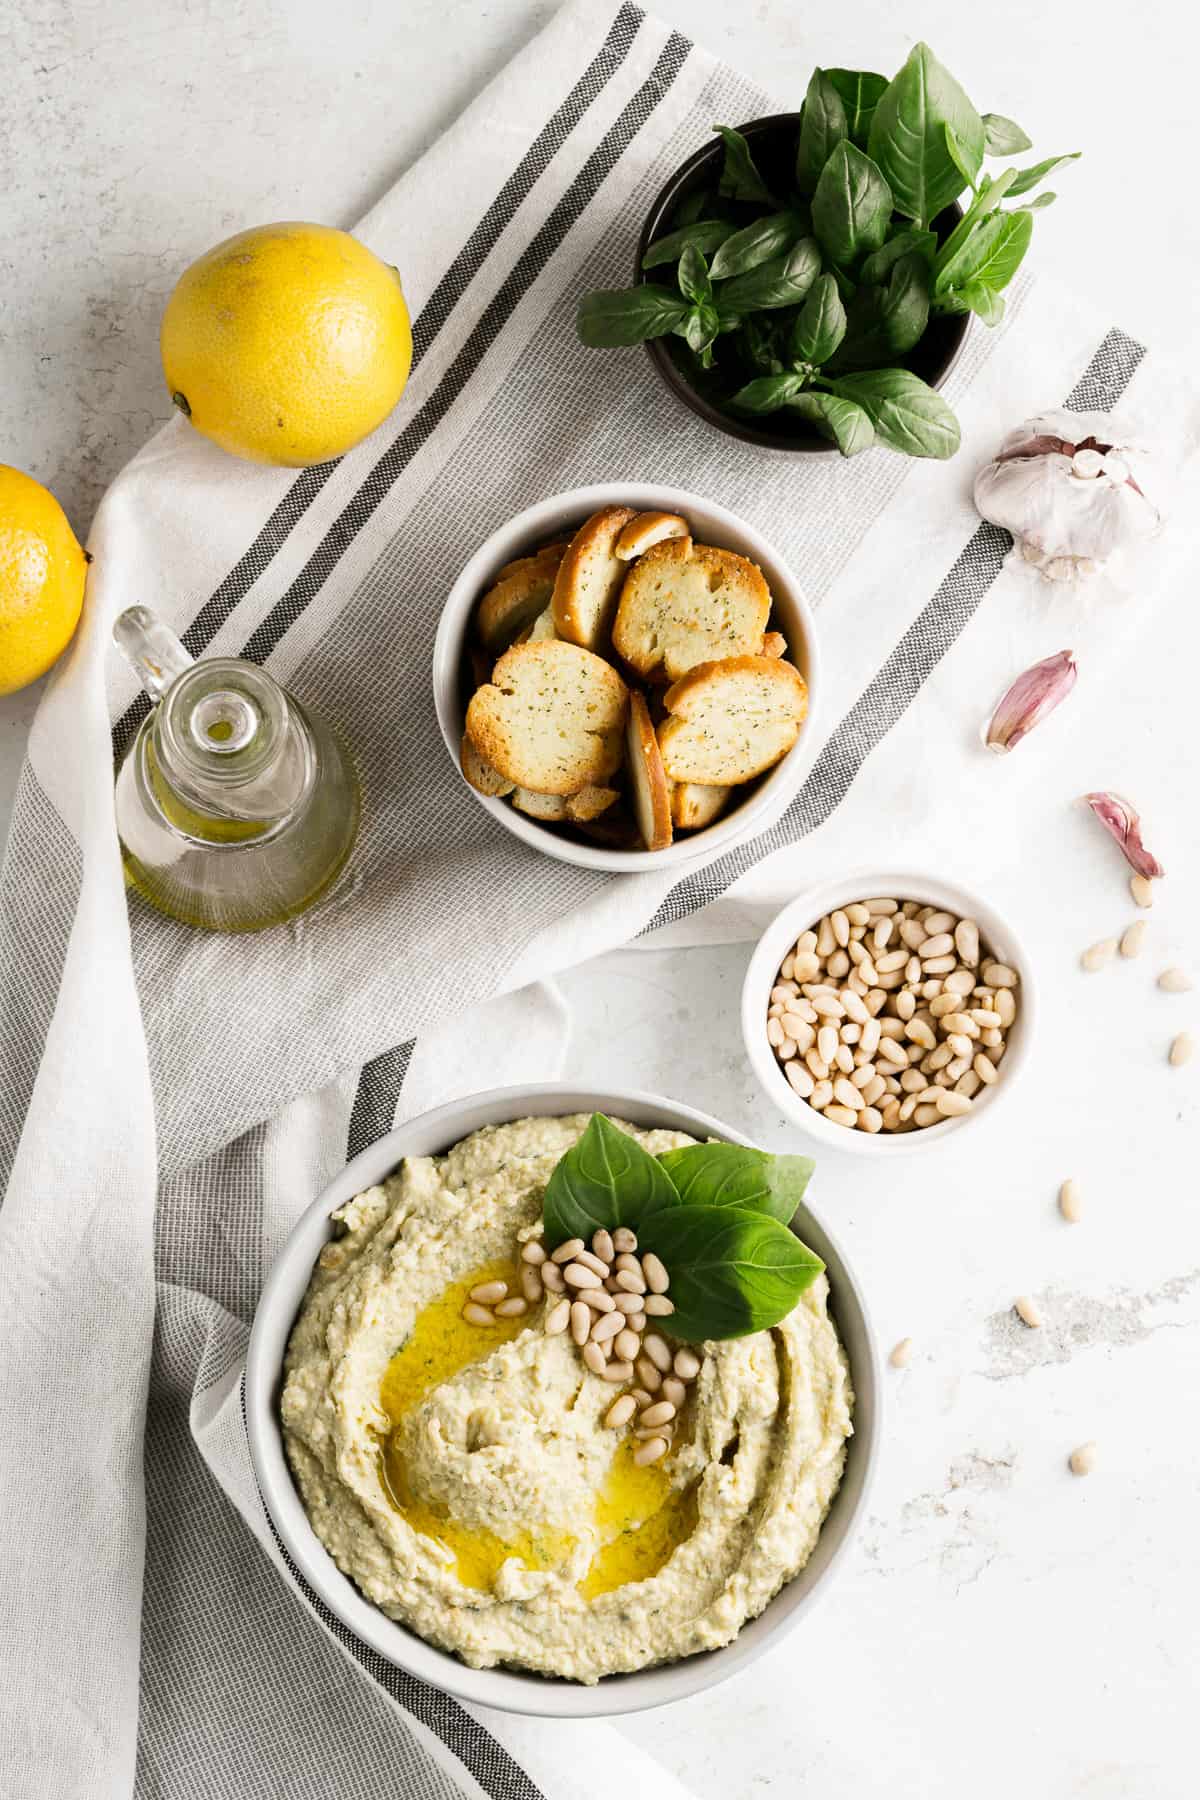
[634,115,971,454]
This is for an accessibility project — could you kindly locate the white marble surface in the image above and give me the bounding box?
[4,1,1198,1794]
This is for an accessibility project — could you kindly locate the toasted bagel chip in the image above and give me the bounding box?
[658,655,808,786]
[613,538,771,683]
[551,505,636,651]
[465,640,628,796]
[614,510,690,561]
[626,691,673,852]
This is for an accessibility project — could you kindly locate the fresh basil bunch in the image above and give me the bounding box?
[576,43,1078,459]
[541,1114,822,1341]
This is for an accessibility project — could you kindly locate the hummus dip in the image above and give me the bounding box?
[281,1115,853,1683]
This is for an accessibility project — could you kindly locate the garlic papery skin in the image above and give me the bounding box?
[985,650,1077,753]
[1082,791,1166,879]
[974,408,1170,581]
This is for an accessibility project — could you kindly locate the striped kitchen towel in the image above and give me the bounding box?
[1,2,1196,1796]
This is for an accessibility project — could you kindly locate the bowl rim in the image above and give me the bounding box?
[432,481,823,873]
[246,1082,880,1717]
[741,871,1037,1156]
[634,113,973,454]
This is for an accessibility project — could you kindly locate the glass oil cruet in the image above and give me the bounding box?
[112,606,360,932]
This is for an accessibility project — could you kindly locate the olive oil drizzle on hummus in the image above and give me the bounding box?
[378,1260,693,1595]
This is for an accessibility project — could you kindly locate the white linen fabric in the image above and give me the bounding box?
[1,2,1196,1795]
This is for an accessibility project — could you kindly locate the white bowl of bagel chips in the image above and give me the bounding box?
[434,483,822,872]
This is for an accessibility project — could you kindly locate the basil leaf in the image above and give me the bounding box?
[577,285,691,347]
[943,122,979,195]
[1023,190,1057,212]
[786,390,875,456]
[868,43,985,226]
[715,237,821,313]
[681,301,720,366]
[796,69,848,194]
[1003,150,1080,198]
[637,1205,825,1342]
[715,125,774,204]
[736,316,786,375]
[542,1114,680,1243]
[825,69,888,148]
[657,1144,815,1224]
[825,368,961,459]
[932,167,1017,274]
[859,226,937,285]
[677,245,712,306]
[835,251,930,367]
[811,142,892,266]
[934,207,1032,296]
[982,112,1033,155]
[642,220,735,270]
[789,272,847,366]
[708,210,807,281]
[675,186,714,226]
[730,371,809,414]
[954,282,1006,325]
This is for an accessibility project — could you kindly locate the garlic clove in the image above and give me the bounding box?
[1082,791,1166,879]
[1072,447,1104,478]
[985,650,1077,753]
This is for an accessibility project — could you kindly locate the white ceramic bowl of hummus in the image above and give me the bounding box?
[742,872,1037,1155]
[246,1084,878,1717]
[432,483,822,872]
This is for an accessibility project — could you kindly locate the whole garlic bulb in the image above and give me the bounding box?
[973,408,1170,582]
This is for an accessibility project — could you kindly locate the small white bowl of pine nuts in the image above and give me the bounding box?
[741,874,1036,1153]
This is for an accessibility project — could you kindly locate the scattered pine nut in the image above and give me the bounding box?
[1058,1178,1083,1223]
[582,1341,608,1376]
[643,1293,674,1316]
[520,1240,546,1265]
[639,1400,676,1429]
[889,1337,913,1368]
[544,1299,570,1335]
[1014,1295,1043,1328]
[570,1301,591,1346]
[673,1347,701,1380]
[469,1280,508,1306]
[633,1437,669,1466]
[600,1359,634,1383]
[1130,874,1154,908]
[494,1296,528,1317]
[1119,920,1147,959]
[612,1226,638,1253]
[1158,968,1192,993]
[1069,1441,1098,1476]
[462,1302,495,1326]
[540,1261,565,1293]
[1169,1032,1194,1067]
[1080,938,1117,972]
[551,1238,584,1264]
[605,1394,636,1429]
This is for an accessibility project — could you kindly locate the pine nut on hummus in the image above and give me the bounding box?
[281,1115,853,1683]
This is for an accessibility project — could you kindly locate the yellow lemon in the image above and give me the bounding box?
[0,466,88,697]
[160,222,413,467]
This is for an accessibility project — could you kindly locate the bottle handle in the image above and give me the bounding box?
[113,605,194,702]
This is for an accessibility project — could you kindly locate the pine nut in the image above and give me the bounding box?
[462,1303,495,1326]
[591,1229,615,1264]
[918,932,954,960]
[495,1296,528,1318]
[923,955,957,974]
[573,1248,610,1277]
[851,1062,877,1090]
[824,1103,858,1127]
[881,1100,903,1130]
[877,1037,909,1066]
[810,1079,834,1110]
[982,961,1018,988]
[995,988,1016,1026]
[861,1076,887,1108]
[643,1294,674,1317]
[605,1394,637,1428]
[1069,1441,1098,1476]
[945,968,975,995]
[673,1348,701,1380]
[792,951,820,982]
[570,1301,591,1345]
[833,1044,854,1074]
[615,1268,646,1294]
[552,1238,585,1264]
[521,1240,546,1265]
[929,992,959,1018]
[805,1051,830,1081]
[811,994,845,1019]
[866,897,900,915]
[615,1328,642,1360]
[781,1011,812,1041]
[945,1055,970,1081]
[946,1034,973,1058]
[1130,874,1154,908]
[873,917,894,952]
[521,1265,543,1303]
[1058,1178,1082,1223]
[777,1039,798,1062]
[601,1360,634,1383]
[643,1333,672,1372]
[661,1376,686,1409]
[955,1069,982,1098]
[841,1022,862,1045]
[797,929,818,953]
[629,1388,653,1408]
[860,1018,882,1058]
[564,1263,601,1289]
[841,989,869,1025]
[831,908,850,947]
[866,989,888,1015]
[899,918,926,950]
[969,1008,1002,1028]
[973,1053,998,1085]
[613,1291,643,1313]
[980,1027,1002,1047]
[786,1062,815,1098]
[913,1103,941,1127]
[642,1253,669,1295]
[612,1227,638,1253]
[1116,920,1145,959]
[584,1288,616,1312]
[582,1342,608,1375]
[859,1106,883,1132]
[1169,1033,1194,1067]
[935,1089,972,1117]
[635,1356,662,1391]
[833,1078,864,1111]
[1158,968,1192,992]
[954,919,980,966]
[827,949,850,978]
[633,1437,669,1466]
[545,1299,570,1335]
[817,1024,839,1064]
[639,1400,676,1429]
[889,1337,913,1368]
[469,1280,508,1305]
[905,956,922,984]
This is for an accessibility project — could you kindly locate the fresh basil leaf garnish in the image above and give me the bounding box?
[811,142,892,267]
[637,1205,825,1342]
[657,1144,815,1224]
[868,43,985,226]
[708,210,808,281]
[786,390,875,455]
[642,219,735,270]
[825,69,889,148]
[542,1114,680,1243]
[714,125,775,204]
[795,69,849,194]
[576,285,691,346]
[789,272,847,367]
[982,112,1033,155]
[824,367,961,458]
